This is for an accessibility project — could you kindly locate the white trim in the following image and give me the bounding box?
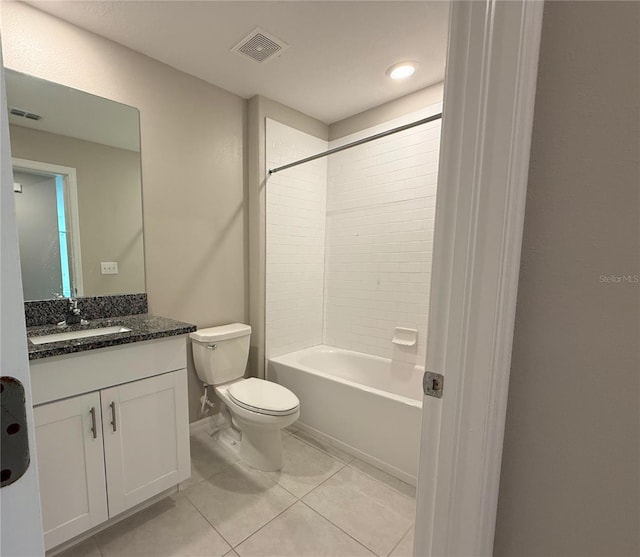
[12,156,84,297]
[189,416,212,434]
[0,48,45,556]
[294,421,416,487]
[414,1,544,556]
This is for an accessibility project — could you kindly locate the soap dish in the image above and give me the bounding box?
[392,327,418,347]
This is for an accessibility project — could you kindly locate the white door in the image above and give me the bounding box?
[414,2,544,556]
[0,46,45,556]
[33,393,108,550]
[101,370,190,516]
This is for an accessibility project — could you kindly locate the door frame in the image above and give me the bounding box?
[0,45,45,557]
[12,157,84,297]
[415,1,544,556]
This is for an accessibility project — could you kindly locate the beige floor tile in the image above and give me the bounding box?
[389,526,414,557]
[263,435,346,498]
[349,458,416,499]
[180,429,239,490]
[224,551,240,557]
[292,429,355,463]
[54,537,101,557]
[235,502,374,557]
[303,466,415,557]
[94,493,230,557]
[184,462,296,547]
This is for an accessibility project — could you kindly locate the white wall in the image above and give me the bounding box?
[1,2,247,422]
[323,107,441,364]
[265,119,328,357]
[494,2,640,555]
[248,96,328,377]
[265,104,441,365]
[329,84,445,141]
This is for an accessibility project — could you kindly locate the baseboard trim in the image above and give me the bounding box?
[189,416,212,434]
[294,421,417,487]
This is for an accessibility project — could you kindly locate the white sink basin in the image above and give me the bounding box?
[30,326,132,345]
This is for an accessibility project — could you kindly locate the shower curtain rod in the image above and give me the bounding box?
[268,112,443,175]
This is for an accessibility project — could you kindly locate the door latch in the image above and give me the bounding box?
[1,376,31,487]
[423,371,444,399]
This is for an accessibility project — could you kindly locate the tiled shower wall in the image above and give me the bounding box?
[266,107,441,365]
[265,119,328,357]
[323,107,441,364]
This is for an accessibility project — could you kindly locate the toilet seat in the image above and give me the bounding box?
[227,378,299,416]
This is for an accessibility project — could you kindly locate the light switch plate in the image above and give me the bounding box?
[101,261,118,275]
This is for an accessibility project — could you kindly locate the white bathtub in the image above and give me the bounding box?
[268,345,423,486]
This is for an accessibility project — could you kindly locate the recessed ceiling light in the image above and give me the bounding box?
[386,61,418,80]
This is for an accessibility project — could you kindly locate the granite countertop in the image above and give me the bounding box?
[27,314,196,360]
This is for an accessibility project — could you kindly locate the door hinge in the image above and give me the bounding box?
[423,371,444,399]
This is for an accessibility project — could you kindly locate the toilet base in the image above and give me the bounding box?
[215,424,283,471]
[239,426,283,471]
[215,425,241,450]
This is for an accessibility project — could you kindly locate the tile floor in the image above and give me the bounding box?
[58,425,416,557]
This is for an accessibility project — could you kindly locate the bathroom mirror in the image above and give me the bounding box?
[6,69,145,301]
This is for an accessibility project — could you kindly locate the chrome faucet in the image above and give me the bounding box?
[57,298,89,327]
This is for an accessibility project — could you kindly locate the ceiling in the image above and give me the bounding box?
[25,1,450,124]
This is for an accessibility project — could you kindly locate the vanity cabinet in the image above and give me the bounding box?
[30,335,191,551]
[34,392,108,550]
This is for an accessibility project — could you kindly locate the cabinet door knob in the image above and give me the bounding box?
[109,401,117,432]
[89,407,97,439]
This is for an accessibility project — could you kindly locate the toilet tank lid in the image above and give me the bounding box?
[190,323,251,342]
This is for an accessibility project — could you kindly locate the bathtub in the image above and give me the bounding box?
[268,345,423,486]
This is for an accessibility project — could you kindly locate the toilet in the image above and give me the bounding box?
[190,323,299,471]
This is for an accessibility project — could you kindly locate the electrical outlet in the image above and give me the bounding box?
[100,261,118,275]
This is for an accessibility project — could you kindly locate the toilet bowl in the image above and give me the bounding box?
[190,324,299,471]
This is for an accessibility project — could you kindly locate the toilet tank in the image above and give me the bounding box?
[190,323,251,386]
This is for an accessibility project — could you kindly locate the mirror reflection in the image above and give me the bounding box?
[6,69,145,301]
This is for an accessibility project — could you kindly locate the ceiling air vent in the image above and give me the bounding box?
[10,107,42,121]
[232,27,289,63]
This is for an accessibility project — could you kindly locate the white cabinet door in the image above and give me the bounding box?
[101,370,190,516]
[34,392,108,550]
